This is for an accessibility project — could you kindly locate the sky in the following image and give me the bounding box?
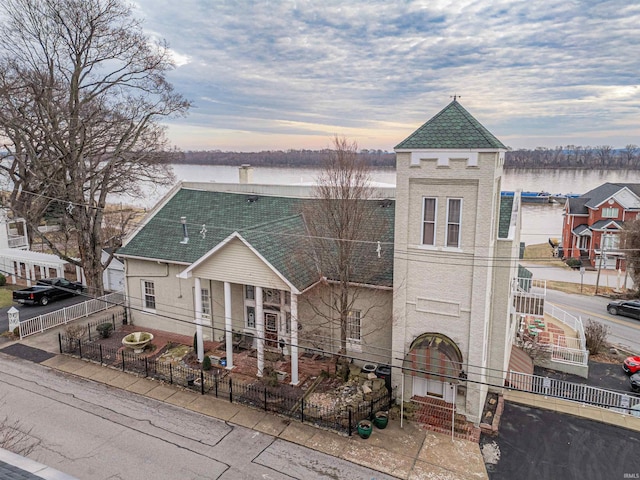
[133,0,640,152]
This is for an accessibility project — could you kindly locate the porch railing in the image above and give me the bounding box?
[545,303,586,348]
[507,370,640,415]
[19,291,125,339]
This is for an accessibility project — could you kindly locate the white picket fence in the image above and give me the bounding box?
[19,291,125,339]
[508,370,640,415]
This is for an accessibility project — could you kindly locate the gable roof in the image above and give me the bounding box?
[118,188,395,290]
[395,100,506,150]
[567,183,640,214]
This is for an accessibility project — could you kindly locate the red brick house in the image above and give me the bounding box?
[562,183,640,270]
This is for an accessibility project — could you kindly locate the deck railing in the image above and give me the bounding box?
[507,370,640,415]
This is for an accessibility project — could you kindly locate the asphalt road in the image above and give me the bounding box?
[482,401,640,480]
[0,294,87,333]
[545,289,640,354]
[0,353,395,480]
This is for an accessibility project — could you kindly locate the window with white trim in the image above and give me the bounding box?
[346,310,361,343]
[446,198,462,248]
[201,288,211,321]
[602,207,619,218]
[142,280,156,311]
[245,285,255,300]
[422,198,436,245]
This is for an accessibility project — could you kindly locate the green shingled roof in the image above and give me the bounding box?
[395,100,506,150]
[498,194,514,239]
[119,189,395,290]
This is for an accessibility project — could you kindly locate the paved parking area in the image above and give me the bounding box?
[481,401,640,480]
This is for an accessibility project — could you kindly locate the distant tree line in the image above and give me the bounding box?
[505,145,639,169]
[172,149,396,167]
[171,144,640,170]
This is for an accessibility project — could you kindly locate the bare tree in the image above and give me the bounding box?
[300,136,391,355]
[0,0,189,294]
[622,219,640,292]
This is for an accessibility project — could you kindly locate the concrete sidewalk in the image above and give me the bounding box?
[10,324,488,480]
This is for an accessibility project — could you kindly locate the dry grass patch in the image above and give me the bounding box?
[523,243,566,267]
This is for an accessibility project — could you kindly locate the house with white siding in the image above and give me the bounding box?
[118,100,523,426]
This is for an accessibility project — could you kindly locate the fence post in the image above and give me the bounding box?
[229,378,233,403]
[85,301,89,318]
[64,307,68,324]
[78,339,82,358]
[169,364,173,384]
[145,357,148,378]
[99,344,103,365]
[58,333,62,353]
[39,315,44,333]
[200,370,204,395]
[348,408,352,436]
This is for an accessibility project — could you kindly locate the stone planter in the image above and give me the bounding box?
[122,332,154,354]
[276,371,287,382]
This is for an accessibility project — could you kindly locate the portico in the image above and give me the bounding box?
[178,232,301,385]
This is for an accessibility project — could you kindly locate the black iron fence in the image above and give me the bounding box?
[59,334,391,436]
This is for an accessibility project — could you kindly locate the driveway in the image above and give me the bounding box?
[0,295,87,335]
[482,401,640,480]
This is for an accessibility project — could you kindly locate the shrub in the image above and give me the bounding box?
[12,326,19,337]
[202,355,212,371]
[565,257,581,268]
[0,273,6,287]
[96,323,114,339]
[584,319,609,355]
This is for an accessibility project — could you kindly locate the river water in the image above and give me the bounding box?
[122,165,640,247]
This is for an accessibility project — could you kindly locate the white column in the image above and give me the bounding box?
[256,286,264,377]
[56,267,63,278]
[224,282,233,369]
[194,277,204,362]
[75,265,82,283]
[29,264,36,283]
[11,261,16,284]
[26,263,32,287]
[43,266,49,279]
[39,266,45,279]
[290,292,299,385]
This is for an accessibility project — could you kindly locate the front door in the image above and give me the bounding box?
[264,312,279,349]
[412,377,455,403]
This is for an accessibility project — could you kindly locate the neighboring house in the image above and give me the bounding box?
[0,208,70,286]
[561,182,640,270]
[102,248,125,292]
[118,100,523,426]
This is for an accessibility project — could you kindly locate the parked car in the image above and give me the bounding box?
[630,372,640,393]
[624,356,640,375]
[12,278,84,306]
[606,300,640,320]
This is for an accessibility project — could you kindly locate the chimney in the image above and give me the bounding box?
[239,164,253,184]
[180,216,189,244]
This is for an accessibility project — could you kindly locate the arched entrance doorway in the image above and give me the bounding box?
[403,333,463,403]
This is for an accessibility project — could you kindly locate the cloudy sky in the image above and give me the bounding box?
[133,0,640,152]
